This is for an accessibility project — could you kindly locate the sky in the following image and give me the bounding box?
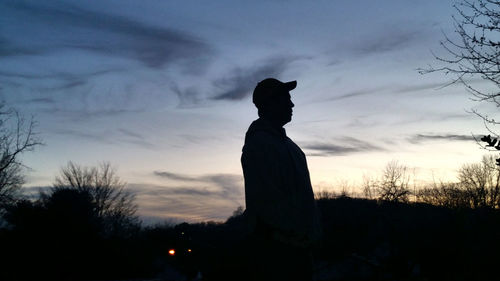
[1,0,496,223]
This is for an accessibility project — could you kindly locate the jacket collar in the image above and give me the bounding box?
[247,117,287,138]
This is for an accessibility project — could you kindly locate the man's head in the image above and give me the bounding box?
[253,78,296,126]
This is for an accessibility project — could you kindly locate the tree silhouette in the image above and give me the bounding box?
[420,0,500,162]
[377,161,412,202]
[0,103,41,211]
[416,155,500,208]
[458,155,500,208]
[362,161,412,202]
[52,162,139,237]
[417,182,470,208]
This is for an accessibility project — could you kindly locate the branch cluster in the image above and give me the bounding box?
[421,0,500,111]
[51,162,138,236]
[417,155,500,208]
[363,161,413,203]
[0,103,41,208]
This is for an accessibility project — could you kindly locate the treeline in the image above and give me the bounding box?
[2,159,500,280]
[337,156,500,210]
[0,162,144,280]
[2,162,500,281]
[313,196,500,281]
[417,156,500,209]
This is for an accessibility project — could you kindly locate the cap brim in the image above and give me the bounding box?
[284,80,297,91]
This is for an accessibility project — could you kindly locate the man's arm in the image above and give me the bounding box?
[241,136,291,234]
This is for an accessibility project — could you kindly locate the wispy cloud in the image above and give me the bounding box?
[153,171,243,199]
[117,128,144,140]
[130,183,242,222]
[117,128,156,149]
[30,179,241,223]
[0,36,42,57]
[211,56,301,101]
[170,84,203,107]
[322,86,387,102]
[302,137,385,156]
[0,68,129,112]
[394,82,449,94]
[154,171,200,182]
[52,128,114,145]
[41,108,145,124]
[51,127,156,149]
[350,28,424,56]
[23,97,56,105]
[316,81,451,104]
[130,171,244,222]
[408,133,475,144]
[2,1,212,69]
[0,69,119,80]
[389,113,471,127]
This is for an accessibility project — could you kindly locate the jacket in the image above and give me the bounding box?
[241,117,322,247]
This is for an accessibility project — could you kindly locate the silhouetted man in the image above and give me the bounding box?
[241,78,322,281]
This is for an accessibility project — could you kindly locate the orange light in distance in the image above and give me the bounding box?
[168,249,175,256]
[187,249,192,253]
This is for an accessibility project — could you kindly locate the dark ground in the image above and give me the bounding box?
[1,196,499,281]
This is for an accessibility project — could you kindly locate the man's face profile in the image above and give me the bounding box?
[264,91,295,126]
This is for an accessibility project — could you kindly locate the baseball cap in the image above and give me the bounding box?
[252,78,297,107]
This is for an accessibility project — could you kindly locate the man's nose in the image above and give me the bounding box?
[290,101,294,108]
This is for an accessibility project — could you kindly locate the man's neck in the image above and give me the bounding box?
[261,116,285,130]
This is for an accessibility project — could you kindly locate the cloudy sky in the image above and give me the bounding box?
[1,0,495,223]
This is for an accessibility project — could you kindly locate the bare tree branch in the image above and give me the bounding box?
[53,162,139,236]
[0,103,42,209]
[420,0,500,163]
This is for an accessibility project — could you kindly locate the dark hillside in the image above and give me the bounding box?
[1,196,499,280]
[314,197,500,281]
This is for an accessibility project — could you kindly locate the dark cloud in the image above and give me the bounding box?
[351,28,423,56]
[0,69,125,103]
[333,90,373,100]
[3,1,212,68]
[0,67,121,82]
[39,80,87,92]
[211,56,299,101]
[154,171,199,182]
[205,174,244,198]
[0,37,43,57]
[408,133,475,144]
[302,137,385,156]
[170,84,203,107]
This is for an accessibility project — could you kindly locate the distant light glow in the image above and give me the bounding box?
[188,249,192,252]
[169,249,175,256]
